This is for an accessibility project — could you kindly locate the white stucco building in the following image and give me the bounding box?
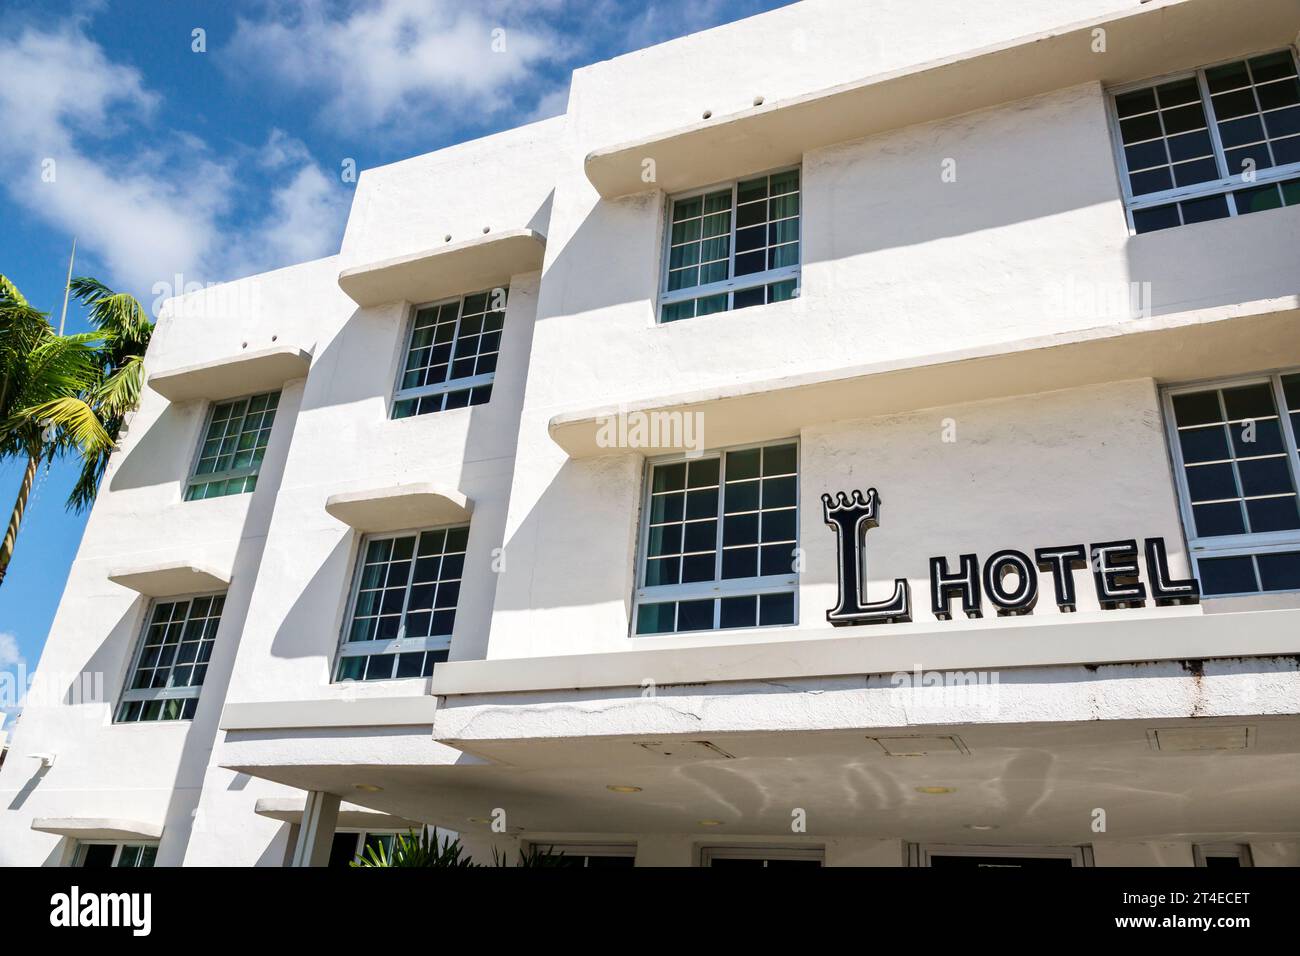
[3,0,1300,868]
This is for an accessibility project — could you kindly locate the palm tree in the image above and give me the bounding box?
[65,278,154,512]
[0,275,111,586]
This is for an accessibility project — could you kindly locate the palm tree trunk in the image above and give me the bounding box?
[0,452,39,586]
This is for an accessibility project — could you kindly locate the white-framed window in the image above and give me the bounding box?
[75,842,158,868]
[391,288,505,418]
[333,526,467,681]
[634,440,799,635]
[116,593,224,722]
[915,844,1089,867]
[532,843,637,868]
[701,846,823,868]
[659,167,800,323]
[185,391,280,500]
[1108,48,1300,234]
[328,830,400,867]
[1194,844,1253,867]
[1162,370,1300,597]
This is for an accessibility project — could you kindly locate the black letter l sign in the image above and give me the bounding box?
[822,489,911,626]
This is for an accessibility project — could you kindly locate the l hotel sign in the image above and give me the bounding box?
[822,488,1199,627]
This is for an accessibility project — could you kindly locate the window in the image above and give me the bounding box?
[914,845,1089,867]
[635,441,798,635]
[185,391,280,500]
[1110,49,1300,233]
[334,527,467,681]
[76,843,158,867]
[659,168,800,322]
[538,844,637,868]
[116,594,224,722]
[1195,844,1253,867]
[392,289,504,417]
[701,846,823,868]
[1163,371,1300,596]
[328,830,400,867]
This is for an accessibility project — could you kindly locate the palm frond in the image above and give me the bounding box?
[93,354,145,414]
[14,397,112,454]
[69,276,154,344]
[0,274,29,307]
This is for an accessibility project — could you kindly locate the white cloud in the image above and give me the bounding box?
[0,25,349,301]
[227,161,350,277]
[0,632,24,731]
[0,632,21,669]
[228,0,568,130]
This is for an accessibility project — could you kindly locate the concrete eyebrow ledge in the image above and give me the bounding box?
[325,484,473,534]
[254,797,423,830]
[427,607,1300,697]
[584,0,1300,198]
[108,561,230,597]
[548,298,1300,458]
[220,696,440,731]
[32,817,164,841]
[148,345,312,403]
[338,228,546,308]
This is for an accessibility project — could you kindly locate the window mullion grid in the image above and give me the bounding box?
[1196,68,1234,182]
[1273,373,1300,583]
[1212,389,1255,546]
[727,181,739,313]
[166,599,196,691]
[393,533,421,655]
[1244,57,1278,170]
[712,452,727,629]
[1195,68,1243,217]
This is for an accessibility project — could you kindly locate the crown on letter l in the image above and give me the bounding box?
[821,487,879,521]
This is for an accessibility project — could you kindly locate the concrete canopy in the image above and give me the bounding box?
[325,484,473,534]
[222,713,1300,847]
[108,561,230,598]
[338,228,546,308]
[32,817,163,841]
[253,797,422,831]
[147,345,312,403]
[584,0,1300,198]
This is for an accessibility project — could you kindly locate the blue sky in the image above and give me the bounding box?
[0,0,788,726]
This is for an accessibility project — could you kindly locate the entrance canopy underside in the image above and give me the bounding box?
[224,712,1300,847]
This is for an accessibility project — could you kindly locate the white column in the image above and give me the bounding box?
[290,791,340,867]
[1091,842,1195,866]
[1249,841,1300,866]
[824,838,906,866]
[634,835,696,867]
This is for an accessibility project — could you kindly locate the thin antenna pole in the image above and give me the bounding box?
[58,236,76,335]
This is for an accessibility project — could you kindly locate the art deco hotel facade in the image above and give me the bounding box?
[3,0,1300,868]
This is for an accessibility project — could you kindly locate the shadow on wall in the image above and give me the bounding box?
[109,402,204,493]
[6,761,50,811]
[61,602,140,707]
[1124,205,1300,316]
[267,533,353,667]
[491,453,641,618]
[532,191,662,321]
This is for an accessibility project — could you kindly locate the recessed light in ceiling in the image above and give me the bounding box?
[697,820,724,827]
[871,735,969,757]
[915,786,957,795]
[353,784,383,793]
[606,785,643,793]
[1147,726,1253,752]
[965,824,998,831]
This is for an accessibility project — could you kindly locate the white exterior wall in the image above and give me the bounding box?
[3,0,1298,866]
